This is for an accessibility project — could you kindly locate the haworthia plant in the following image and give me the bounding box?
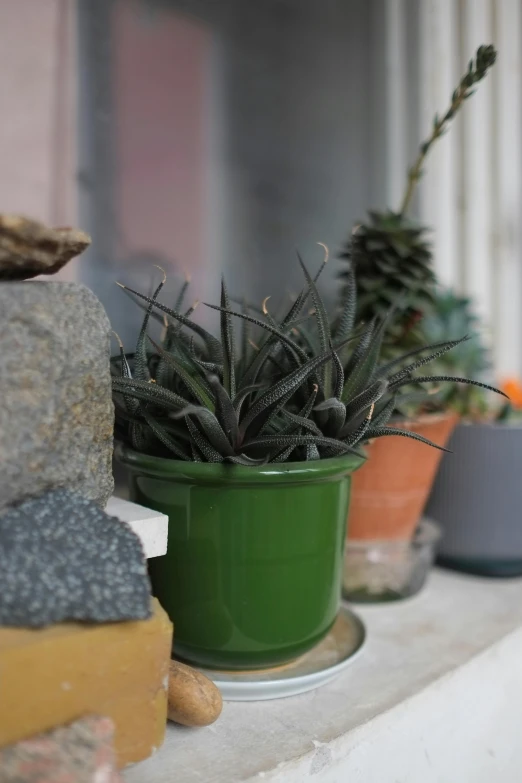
[111,258,506,464]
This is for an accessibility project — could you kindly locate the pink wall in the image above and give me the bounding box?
[0,0,208,285]
[112,1,208,277]
[0,0,77,228]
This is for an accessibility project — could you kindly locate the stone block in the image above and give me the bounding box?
[0,281,114,511]
[0,489,151,627]
[0,598,173,767]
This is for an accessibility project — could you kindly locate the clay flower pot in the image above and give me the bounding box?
[347,412,458,541]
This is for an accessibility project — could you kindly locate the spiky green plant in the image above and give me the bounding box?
[338,44,497,352]
[111,256,505,464]
[340,211,435,338]
[420,289,492,417]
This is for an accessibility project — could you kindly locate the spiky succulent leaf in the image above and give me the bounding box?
[233,383,265,415]
[112,376,187,411]
[365,426,451,452]
[149,338,215,410]
[314,397,346,437]
[297,252,332,395]
[238,351,332,437]
[220,278,236,397]
[111,336,140,415]
[369,395,396,430]
[171,405,235,456]
[343,406,375,446]
[341,313,390,402]
[205,302,309,381]
[184,416,224,463]
[225,453,269,466]
[118,282,224,363]
[335,264,356,342]
[241,433,360,457]
[343,378,388,423]
[141,410,190,460]
[378,337,469,378]
[387,336,470,384]
[208,375,240,447]
[331,346,345,399]
[270,444,298,463]
[133,270,166,382]
[281,410,322,436]
[342,320,375,380]
[390,374,508,398]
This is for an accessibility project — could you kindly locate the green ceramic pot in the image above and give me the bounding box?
[117,446,364,670]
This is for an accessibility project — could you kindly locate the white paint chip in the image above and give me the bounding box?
[105,497,168,559]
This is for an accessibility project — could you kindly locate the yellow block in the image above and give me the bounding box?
[0,598,172,767]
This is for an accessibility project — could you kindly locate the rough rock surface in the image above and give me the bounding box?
[0,716,122,782]
[0,281,114,511]
[0,213,91,281]
[0,489,151,626]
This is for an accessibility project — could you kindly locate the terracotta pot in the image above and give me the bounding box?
[347,412,458,541]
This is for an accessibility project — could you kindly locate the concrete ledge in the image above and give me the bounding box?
[106,497,168,559]
[124,570,522,782]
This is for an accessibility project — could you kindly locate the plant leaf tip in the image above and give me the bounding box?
[111,330,124,349]
[317,242,329,263]
[153,264,167,284]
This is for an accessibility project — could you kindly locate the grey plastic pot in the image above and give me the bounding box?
[426,422,522,576]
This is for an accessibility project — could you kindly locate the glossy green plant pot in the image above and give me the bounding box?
[117,446,364,670]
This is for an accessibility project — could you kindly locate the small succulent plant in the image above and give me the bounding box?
[339,211,435,345]
[420,289,492,416]
[111,254,504,464]
[338,45,497,355]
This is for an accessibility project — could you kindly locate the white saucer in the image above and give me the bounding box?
[195,605,366,701]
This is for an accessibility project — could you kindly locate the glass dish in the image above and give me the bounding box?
[343,519,441,603]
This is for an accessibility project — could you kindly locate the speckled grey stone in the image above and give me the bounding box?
[0,489,151,627]
[0,282,114,513]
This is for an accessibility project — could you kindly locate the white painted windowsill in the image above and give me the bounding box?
[124,569,522,783]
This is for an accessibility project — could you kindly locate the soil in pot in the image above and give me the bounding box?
[347,412,457,541]
[117,447,364,671]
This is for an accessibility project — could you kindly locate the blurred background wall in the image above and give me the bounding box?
[0,0,78,269]
[0,0,520,375]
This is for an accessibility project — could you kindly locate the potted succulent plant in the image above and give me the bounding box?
[424,293,522,576]
[338,45,497,545]
[110,254,485,669]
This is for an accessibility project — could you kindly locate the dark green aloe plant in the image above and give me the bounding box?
[111,256,505,464]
